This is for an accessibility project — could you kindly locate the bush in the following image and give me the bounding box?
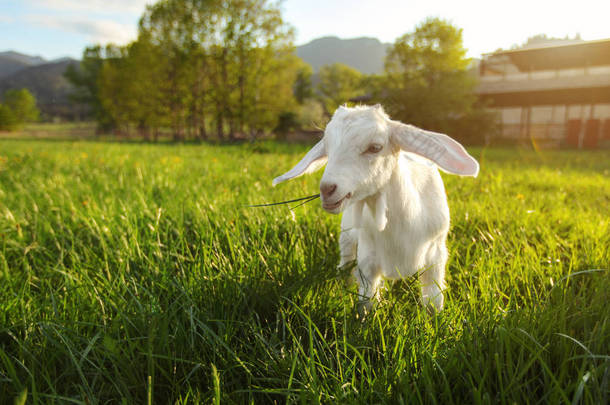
[0,88,40,131]
[297,100,326,131]
[0,104,18,131]
[275,111,300,140]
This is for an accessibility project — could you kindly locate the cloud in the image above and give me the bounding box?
[28,15,138,45]
[26,0,152,15]
[21,0,149,46]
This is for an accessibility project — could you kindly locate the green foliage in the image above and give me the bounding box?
[316,63,364,114]
[97,41,168,140]
[64,46,116,131]
[64,0,300,141]
[3,89,39,123]
[382,17,496,143]
[296,99,327,130]
[0,139,608,403]
[0,88,39,131]
[274,111,299,140]
[0,103,17,130]
[293,64,314,104]
[64,10,501,143]
[128,0,298,140]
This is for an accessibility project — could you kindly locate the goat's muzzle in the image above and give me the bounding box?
[321,192,351,213]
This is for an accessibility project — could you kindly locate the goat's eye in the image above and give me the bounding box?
[365,144,382,154]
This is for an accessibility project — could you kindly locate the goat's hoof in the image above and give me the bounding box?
[356,300,374,320]
[422,290,444,314]
[423,297,444,315]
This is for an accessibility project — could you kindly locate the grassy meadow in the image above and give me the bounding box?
[0,138,608,403]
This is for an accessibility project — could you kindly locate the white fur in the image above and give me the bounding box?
[273,105,479,313]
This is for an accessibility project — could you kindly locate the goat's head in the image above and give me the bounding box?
[273,105,479,214]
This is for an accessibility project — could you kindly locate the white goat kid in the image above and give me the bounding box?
[273,105,479,313]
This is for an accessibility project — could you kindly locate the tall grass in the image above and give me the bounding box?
[0,140,608,403]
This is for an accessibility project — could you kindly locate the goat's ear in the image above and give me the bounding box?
[273,140,327,186]
[391,122,479,177]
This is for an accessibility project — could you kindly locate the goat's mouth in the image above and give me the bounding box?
[322,192,351,213]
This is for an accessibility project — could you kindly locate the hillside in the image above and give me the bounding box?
[296,36,390,74]
[0,59,80,118]
[0,51,46,78]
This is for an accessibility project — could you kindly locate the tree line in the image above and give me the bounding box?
[65,0,496,144]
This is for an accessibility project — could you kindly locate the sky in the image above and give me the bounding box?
[1,0,610,61]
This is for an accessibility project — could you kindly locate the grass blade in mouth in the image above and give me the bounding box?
[244,193,320,208]
[289,194,320,210]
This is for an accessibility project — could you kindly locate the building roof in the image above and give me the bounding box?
[478,74,610,95]
[478,85,610,107]
[477,73,610,106]
[483,38,610,71]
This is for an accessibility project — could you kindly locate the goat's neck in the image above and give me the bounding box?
[362,166,413,232]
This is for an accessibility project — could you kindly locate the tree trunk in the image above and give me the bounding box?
[228,119,236,141]
[138,121,150,141]
[238,46,245,136]
[220,47,235,141]
[216,113,224,139]
[199,109,207,140]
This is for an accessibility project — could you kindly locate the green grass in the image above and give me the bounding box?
[0,139,608,404]
[0,122,97,139]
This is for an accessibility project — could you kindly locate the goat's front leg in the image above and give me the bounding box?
[338,228,358,269]
[420,242,447,312]
[338,202,363,269]
[353,255,382,315]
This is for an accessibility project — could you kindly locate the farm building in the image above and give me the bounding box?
[477,38,610,148]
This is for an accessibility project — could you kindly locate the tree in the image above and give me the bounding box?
[68,0,301,141]
[382,17,494,142]
[139,1,194,140]
[316,63,363,115]
[293,63,314,104]
[207,0,297,139]
[138,0,298,140]
[97,45,135,135]
[0,104,17,131]
[296,99,326,130]
[3,89,39,123]
[65,46,116,131]
[0,88,39,131]
[98,40,168,139]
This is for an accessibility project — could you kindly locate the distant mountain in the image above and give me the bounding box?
[296,36,390,74]
[0,51,46,78]
[0,58,80,118]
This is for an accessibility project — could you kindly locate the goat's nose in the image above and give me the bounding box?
[320,182,337,199]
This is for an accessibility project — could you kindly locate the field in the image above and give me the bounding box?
[0,139,608,404]
[0,123,98,140]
